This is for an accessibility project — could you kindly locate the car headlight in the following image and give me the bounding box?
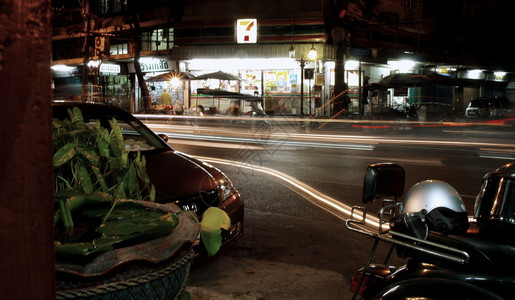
[218,175,237,203]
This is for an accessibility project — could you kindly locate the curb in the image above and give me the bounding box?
[184,286,261,300]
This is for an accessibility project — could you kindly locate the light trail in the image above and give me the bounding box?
[196,156,482,233]
[275,132,515,148]
[169,139,265,150]
[160,132,375,151]
[136,114,513,128]
[195,155,384,230]
[146,123,515,149]
[479,154,515,160]
[169,139,442,166]
[478,148,515,160]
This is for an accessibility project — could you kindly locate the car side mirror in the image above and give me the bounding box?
[362,163,405,203]
[158,133,169,142]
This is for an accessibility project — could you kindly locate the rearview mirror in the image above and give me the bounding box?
[362,163,405,203]
[158,133,169,142]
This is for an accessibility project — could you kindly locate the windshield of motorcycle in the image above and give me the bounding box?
[474,177,515,225]
[500,179,515,224]
[474,177,502,221]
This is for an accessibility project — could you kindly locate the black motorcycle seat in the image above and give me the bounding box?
[426,232,515,271]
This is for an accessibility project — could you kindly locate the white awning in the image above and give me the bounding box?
[171,44,333,60]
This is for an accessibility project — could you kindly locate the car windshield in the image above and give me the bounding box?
[53,105,169,152]
[88,117,165,152]
[470,99,491,108]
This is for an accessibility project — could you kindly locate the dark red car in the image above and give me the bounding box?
[52,101,244,245]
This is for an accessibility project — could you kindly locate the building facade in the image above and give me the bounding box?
[51,0,513,117]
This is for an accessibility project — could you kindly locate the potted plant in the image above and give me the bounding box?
[52,107,229,299]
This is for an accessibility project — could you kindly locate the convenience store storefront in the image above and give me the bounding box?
[173,43,333,116]
[187,60,314,115]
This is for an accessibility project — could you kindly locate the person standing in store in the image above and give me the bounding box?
[149,86,158,105]
[161,90,172,106]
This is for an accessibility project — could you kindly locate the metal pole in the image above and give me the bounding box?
[358,60,362,117]
[309,78,312,115]
[300,57,305,117]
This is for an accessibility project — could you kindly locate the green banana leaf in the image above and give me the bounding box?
[53,107,160,253]
[69,107,86,129]
[53,142,77,166]
[78,166,94,194]
[55,201,177,257]
[76,147,100,165]
[109,118,125,156]
[54,191,112,226]
[55,236,121,256]
[127,164,137,195]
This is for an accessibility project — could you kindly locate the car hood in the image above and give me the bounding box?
[144,150,220,202]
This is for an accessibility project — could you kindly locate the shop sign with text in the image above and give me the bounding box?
[100,64,120,74]
[52,67,80,78]
[141,59,170,72]
[129,59,172,73]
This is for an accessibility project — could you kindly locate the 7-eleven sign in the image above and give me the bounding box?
[236,19,257,44]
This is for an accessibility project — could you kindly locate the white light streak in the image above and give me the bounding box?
[479,154,515,160]
[143,121,515,149]
[196,156,384,230]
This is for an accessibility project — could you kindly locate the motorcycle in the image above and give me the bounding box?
[346,162,515,299]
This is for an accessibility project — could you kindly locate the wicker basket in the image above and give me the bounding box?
[56,201,199,300]
[56,247,194,300]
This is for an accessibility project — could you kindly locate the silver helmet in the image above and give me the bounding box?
[395,180,469,239]
[402,180,466,215]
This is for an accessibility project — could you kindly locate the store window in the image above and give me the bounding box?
[142,28,174,52]
[109,41,128,55]
[97,0,127,15]
[99,75,131,110]
[263,69,303,115]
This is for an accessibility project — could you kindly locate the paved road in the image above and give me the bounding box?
[140,116,515,299]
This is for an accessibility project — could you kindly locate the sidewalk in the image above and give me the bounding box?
[184,286,254,300]
[182,209,404,300]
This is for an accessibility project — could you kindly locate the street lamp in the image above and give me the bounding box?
[293,45,317,117]
[308,44,317,60]
[288,45,296,59]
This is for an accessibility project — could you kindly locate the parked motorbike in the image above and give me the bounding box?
[346,162,515,299]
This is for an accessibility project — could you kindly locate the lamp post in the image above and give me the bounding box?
[290,45,317,117]
[299,57,307,117]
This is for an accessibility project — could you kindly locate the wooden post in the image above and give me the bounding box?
[0,1,55,299]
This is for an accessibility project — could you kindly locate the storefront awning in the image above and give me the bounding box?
[378,72,471,88]
[171,44,334,60]
[193,71,241,81]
